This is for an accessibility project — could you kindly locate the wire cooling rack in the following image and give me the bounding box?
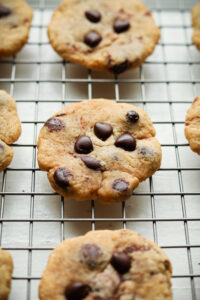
[0,0,200,299]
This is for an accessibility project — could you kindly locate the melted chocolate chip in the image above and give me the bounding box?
[126,111,139,123]
[164,260,170,271]
[53,168,72,189]
[94,122,113,141]
[85,10,101,23]
[0,5,11,18]
[65,282,91,300]
[115,134,136,151]
[110,60,129,74]
[138,147,154,157]
[112,179,129,192]
[45,118,65,132]
[80,244,102,269]
[111,252,131,274]
[124,244,150,254]
[75,136,93,154]
[81,156,103,171]
[113,19,130,33]
[84,31,102,48]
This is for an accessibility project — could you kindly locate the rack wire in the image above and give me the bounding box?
[0,0,200,299]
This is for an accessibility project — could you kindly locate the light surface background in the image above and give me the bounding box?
[0,0,200,299]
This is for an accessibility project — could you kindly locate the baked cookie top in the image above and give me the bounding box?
[191,3,200,50]
[48,0,160,74]
[39,229,172,300]
[0,90,21,171]
[0,249,13,300]
[0,0,33,57]
[185,95,200,154]
[37,99,161,203]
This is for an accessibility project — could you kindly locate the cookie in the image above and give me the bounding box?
[37,99,161,203]
[39,229,172,300]
[48,0,160,74]
[185,95,200,154]
[0,90,21,172]
[0,249,13,300]
[0,0,33,57]
[191,3,200,50]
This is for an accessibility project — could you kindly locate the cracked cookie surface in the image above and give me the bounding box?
[37,99,161,203]
[0,90,21,172]
[0,249,13,300]
[39,229,172,300]
[48,0,160,74]
[185,95,200,154]
[0,0,33,57]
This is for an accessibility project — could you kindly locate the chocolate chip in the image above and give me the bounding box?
[94,122,113,141]
[126,111,139,123]
[0,5,11,18]
[112,179,129,192]
[80,244,102,269]
[84,31,102,48]
[115,134,136,151]
[124,244,150,254]
[81,156,103,171]
[45,118,65,132]
[138,147,154,157]
[75,136,93,154]
[111,252,131,274]
[164,260,170,271]
[54,168,72,189]
[85,10,101,23]
[113,19,130,33]
[65,282,91,300]
[110,60,129,74]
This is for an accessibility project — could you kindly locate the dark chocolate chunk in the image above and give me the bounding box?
[81,156,103,171]
[110,60,129,74]
[0,5,11,18]
[85,10,101,23]
[54,168,72,189]
[80,244,102,269]
[112,179,129,192]
[45,118,65,132]
[75,136,93,154]
[115,134,136,151]
[65,282,91,300]
[113,19,130,33]
[126,111,139,123]
[164,260,170,271]
[94,122,113,141]
[111,252,131,274]
[84,31,102,48]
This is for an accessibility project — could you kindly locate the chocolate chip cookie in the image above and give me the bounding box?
[0,90,21,172]
[0,0,33,57]
[0,249,13,300]
[185,95,200,154]
[48,0,160,74]
[37,99,161,203]
[39,229,172,300]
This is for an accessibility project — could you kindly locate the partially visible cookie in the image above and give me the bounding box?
[39,229,172,300]
[191,3,200,50]
[48,0,160,74]
[0,249,13,300]
[0,90,21,171]
[185,95,200,154]
[0,0,33,57]
[37,99,161,203]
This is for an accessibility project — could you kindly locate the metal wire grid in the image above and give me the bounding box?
[0,0,200,299]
